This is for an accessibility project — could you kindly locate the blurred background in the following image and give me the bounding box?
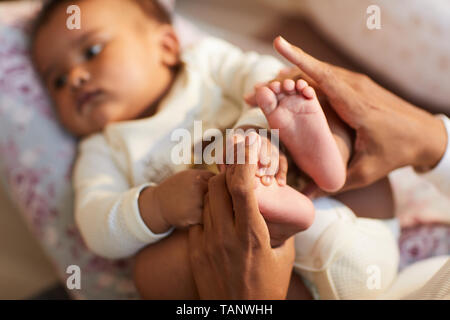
[0,0,449,299]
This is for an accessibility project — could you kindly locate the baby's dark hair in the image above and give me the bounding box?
[32,0,172,41]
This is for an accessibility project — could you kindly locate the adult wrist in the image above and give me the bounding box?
[414,114,448,173]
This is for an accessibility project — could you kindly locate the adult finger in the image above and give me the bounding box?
[264,147,280,176]
[274,67,318,91]
[226,129,253,165]
[188,224,204,254]
[275,152,288,186]
[226,138,270,242]
[234,131,259,166]
[202,192,213,235]
[343,154,381,192]
[273,36,341,96]
[274,37,367,125]
[259,135,272,168]
[207,173,236,237]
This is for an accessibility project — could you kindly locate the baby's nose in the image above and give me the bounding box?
[69,67,90,88]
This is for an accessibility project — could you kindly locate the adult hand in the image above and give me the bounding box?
[268,36,447,191]
[188,137,295,299]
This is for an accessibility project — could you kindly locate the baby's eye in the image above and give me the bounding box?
[53,74,67,90]
[85,44,103,60]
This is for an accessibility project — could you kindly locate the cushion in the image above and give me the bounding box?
[259,0,450,112]
[0,0,199,300]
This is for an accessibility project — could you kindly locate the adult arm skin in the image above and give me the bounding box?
[250,36,447,192]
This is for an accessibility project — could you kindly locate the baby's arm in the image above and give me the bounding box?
[138,169,215,233]
[74,135,173,259]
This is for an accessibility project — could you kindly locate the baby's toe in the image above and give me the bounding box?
[255,86,278,115]
[302,86,316,99]
[282,79,296,95]
[269,81,282,94]
[295,79,308,92]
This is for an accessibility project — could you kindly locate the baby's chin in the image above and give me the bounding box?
[63,106,116,137]
[88,108,121,131]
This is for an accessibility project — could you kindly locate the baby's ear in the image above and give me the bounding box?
[159,25,180,67]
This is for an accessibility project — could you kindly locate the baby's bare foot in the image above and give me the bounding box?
[255,178,315,247]
[255,79,346,192]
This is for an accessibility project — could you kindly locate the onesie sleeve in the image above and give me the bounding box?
[73,135,173,259]
[419,115,450,197]
[197,37,285,129]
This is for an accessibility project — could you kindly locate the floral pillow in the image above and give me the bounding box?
[0,0,198,300]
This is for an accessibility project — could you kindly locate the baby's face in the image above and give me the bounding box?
[33,0,179,137]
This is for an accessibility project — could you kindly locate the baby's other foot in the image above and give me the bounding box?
[255,178,315,247]
[255,79,346,192]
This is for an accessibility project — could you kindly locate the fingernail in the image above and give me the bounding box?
[278,36,290,47]
[277,178,286,186]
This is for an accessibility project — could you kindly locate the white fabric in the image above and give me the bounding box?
[381,218,401,241]
[74,37,284,259]
[378,255,449,300]
[294,197,348,257]
[402,257,450,300]
[294,197,400,300]
[420,115,450,197]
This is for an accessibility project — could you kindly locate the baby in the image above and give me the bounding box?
[32,0,399,299]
